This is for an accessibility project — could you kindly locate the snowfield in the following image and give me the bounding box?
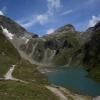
[1,26,14,39]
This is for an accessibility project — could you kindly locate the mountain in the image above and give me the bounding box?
[0,15,38,53]
[0,18,58,100]
[0,26,20,77]
[0,15,83,67]
[1,15,100,82]
[20,24,82,66]
[0,15,38,37]
[82,22,100,82]
[0,15,99,99]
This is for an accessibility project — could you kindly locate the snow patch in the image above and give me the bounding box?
[1,26,14,40]
[0,11,4,15]
[4,65,15,80]
[46,28,55,34]
[22,36,29,44]
[25,38,29,44]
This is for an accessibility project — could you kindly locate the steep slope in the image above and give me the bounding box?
[0,15,99,99]
[0,15,83,67]
[82,22,100,82]
[0,15,100,83]
[0,24,58,100]
[0,15,38,38]
[0,27,20,77]
[0,15,38,58]
[20,24,82,66]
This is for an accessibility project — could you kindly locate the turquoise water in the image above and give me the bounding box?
[46,67,100,96]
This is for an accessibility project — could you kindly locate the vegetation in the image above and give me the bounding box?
[0,29,20,77]
[0,28,58,100]
[0,81,58,100]
[89,66,100,82]
[13,59,48,84]
[83,30,100,82]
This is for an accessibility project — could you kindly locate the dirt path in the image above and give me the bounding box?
[46,86,68,100]
[0,65,97,100]
[46,86,92,100]
[93,96,100,100]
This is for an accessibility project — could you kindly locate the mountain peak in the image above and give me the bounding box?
[94,21,100,31]
[55,24,75,33]
[0,15,27,37]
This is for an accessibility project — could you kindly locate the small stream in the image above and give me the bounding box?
[46,66,100,96]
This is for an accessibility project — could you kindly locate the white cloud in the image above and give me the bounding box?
[46,28,55,34]
[0,11,4,15]
[18,15,37,28]
[18,0,62,29]
[88,15,100,27]
[20,14,49,28]
[36,0,61,25]
[1,6,7,13]
[36,14,49,25]
[48,0,61,9]
[0,6,7,16]
[21,20,36,29]
[61,10,73,16]
[47,0,61,15]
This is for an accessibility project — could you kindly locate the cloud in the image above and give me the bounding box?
[46,28,55,34]
[86,0,99,5]
[47,0,61,15]
[19,0,62,29]
[48,0,61,9]
[88,15,100,27]
[20,20,36,29]
[0,11,4,15]
[61,10,73,16]
[18,16,37,28]
[0,6,7,16]
[1,6,7,13]
[36,14,49,25]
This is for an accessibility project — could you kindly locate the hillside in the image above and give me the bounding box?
[82,22,100,82]
[0,15,100,99]
[0,15,100,83]
[0,25,58,100]
[20,24,83,66]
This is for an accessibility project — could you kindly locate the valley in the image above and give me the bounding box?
[0,15,100,100]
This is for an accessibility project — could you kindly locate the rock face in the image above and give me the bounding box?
[0,15,38,57]
[0,15,27,37]
[83,23,100,68]
[20,24,81,66]
[82,22,100,82]
[0,15,38,40]
[81,21,100,40]
[55,24,76,33]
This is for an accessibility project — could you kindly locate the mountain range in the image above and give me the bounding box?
[0,15,100,99]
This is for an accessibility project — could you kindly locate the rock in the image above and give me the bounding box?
[55,24,76,33]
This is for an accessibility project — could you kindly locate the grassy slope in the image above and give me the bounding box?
[0,29,58,100]
[0,81,58,100]
[0,29,20,77]
[83,31,100,82]
[13,59,48,84]
[52,31,83,66]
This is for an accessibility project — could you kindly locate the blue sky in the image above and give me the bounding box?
[0,0,100,35]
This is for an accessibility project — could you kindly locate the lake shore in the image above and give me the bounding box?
[46,85,92,100]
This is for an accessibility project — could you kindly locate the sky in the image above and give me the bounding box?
[0,0,100,36]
